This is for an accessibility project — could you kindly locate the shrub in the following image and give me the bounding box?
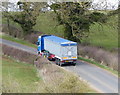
[24,31,43,44]
[78,44,118,71]
[2,24,23,38]
[2,44,37,64]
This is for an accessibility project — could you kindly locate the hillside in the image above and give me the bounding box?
[2,56,40,93]
[2,55,95,93]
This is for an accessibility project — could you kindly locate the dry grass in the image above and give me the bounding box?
[78,44,118,71]
[34,58,96,93]
[2,44,37,64]
[24,31,43,44]
[2,24,23,38]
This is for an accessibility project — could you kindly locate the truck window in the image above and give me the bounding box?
[36,42,40,45]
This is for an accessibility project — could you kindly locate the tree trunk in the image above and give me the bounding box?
[7,18,10,35]
[64,23,81,43]
[64,23,73,40]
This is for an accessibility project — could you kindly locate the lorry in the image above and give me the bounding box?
[36,35,77,66]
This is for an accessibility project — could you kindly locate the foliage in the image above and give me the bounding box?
[50,2,107,42]
[1,2,12,35]
[89,12,106,23]
[7,2,47,35]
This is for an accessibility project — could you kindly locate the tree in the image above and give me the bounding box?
[9,2,47,35]
[1,2,14,35]
[50,2,107,42]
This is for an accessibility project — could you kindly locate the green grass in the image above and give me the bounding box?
[33,12,65,37]
[0,56,2,93]
[2,55,41,93]
[82,15,118,50]
[0,34,37,48]
[2,17,23,32]
[78,57,119,77]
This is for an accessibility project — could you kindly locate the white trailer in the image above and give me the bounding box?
[37,35,77,66]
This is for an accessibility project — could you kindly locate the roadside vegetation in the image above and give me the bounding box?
[78,57,119,77]
[2,55,40,93]
[2,55,96,93]
[0,33,37,48]
[0,54,2,93]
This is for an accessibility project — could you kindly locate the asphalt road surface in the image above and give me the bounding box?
[1,38,119,93]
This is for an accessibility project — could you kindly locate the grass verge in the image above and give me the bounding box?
[2,55,41,93]
[78,57,119,77]
[0,34,37,48]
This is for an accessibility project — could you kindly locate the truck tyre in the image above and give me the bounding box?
[58,60,60,66]
[55,58,58,65]
[59,62,62,66]
[72,63,76,66]
[38,52,40,55]
[59,60,62,66]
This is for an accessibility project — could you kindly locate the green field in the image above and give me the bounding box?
[86,15,118,50]
[2,56,40,93]
[2,11,118,50]
[33,12,65,37]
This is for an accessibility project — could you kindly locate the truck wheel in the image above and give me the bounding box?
[56,59,61,66]
[59,63,62,66]
[72,63,76,66]
[58,60,60,66]
[55,59,58,65]
[38,52,40,55]
[59,61,62,66]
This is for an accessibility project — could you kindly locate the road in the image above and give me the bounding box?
[1,39,119,93]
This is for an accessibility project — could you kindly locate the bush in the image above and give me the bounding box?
[78,44,118,71]
[2,44,37,64]
[2,24,23,38]
[24,31,43,44]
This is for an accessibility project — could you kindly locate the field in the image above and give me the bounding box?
[2,55,95,93]
[2,55,40,93]
[87,15,118,50]
[2,11,118,50]
[34,12,65,37]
